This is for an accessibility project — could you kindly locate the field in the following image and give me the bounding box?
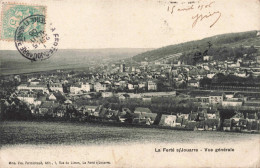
[1,121,259,146]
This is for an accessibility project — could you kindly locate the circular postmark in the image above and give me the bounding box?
[14,14,59,61]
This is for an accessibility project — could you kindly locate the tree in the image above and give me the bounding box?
[1,100,32,120]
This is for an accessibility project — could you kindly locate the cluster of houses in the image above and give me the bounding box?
[193,91,260,111]
[74,105,220,129]
[11,45,260,99]
[67,104,260,132]
[223,112,260,132]
[1,44,260,132]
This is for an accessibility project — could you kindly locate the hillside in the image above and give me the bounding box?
[132,30,260,63]
[0,48,152,75]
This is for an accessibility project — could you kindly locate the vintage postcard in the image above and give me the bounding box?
[0,0,259,167]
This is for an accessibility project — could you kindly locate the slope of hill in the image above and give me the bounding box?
[132,30,260,62]
[0,48,152,75]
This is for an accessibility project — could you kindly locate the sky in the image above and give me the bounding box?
[0,0,259,50]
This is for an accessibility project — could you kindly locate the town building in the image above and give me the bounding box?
[147,81,157,91]
[17,83,48,93]
[209,92,223,105]
[49,83,63,92]
[94,82,107,92]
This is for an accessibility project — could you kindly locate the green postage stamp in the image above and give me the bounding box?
[0,3,46,41]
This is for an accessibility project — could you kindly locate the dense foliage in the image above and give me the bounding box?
[133,30,258,62]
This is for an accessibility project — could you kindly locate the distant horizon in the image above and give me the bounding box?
[1,29,259,51]
[0,47,155,51]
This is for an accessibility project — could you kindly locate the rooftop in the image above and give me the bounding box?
[135,107,152,113]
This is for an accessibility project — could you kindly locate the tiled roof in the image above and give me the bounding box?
[209,92,223,96]
[135,107,152,113]
[40,101,59,108]
[17,93,36,98]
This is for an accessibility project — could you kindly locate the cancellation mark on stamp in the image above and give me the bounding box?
[15,15,59,61]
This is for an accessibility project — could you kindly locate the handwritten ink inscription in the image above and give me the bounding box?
[167,1,222,28]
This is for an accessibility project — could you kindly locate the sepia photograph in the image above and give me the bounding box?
[0,0,259,167]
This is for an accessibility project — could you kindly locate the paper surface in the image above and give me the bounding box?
[0,0,260,167]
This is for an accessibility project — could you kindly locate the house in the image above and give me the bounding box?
[81,82,91,92]
[70,82,91,94]
[204,119,219,130]
[189,113,198,121]
[14,75,21,82]
[223,119,231,131]
[231,119,247,131]
[28,84,48,93]
[55,105,66,117]
[246,120,257,131]
[30,79,40,85]
[105,110,119,119]
[175,117,183,126]
[17,84,28,90]
[195,93,210,105]
[228,60,241,68]
[132,112,157,125]
[141,91,176,97]
[118,108,131,122]
[138,82,146,89]
[256,56,260,64]
[128,93,142,99]
[188,79,199,88]
[206,113,217,119]
[132,107,157,124]
[231,113,244,122]
[119,81,127,88]
[177,113,189,120]
[181,118,189,127]
[17,93,41,105]
[209,92,223,105]
[119,94,130,101]
[64,99,72,104]
[85,106,98,111]
[197,112,207,121]
[49,83,63,92]
[48,93,57,101]
[119,64,126,72]
[142,97,152,102]
[17,93,35,104]
[159,115,177,127]
[39,101,59,116]
[246,113,258,122]
[102,92,114,98]
[234,72,247,78]
[84,105,99,116]
[185,121,199,130]
[222,100,243,107]
[94,82,107,92]
[203,55,213,61]
[141,61,148,66]
[155,61,161,65]
[142,112,157,124]
[225,92,234,99]
[243,100,260,107]
[207,73,216,79]
[203,66,210,71]
[86,105,100,118]
[147,81,157,91]
[134,107,152,114]
[17,83,48,93]
[128,83,134,90]
[70,84,82,94]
